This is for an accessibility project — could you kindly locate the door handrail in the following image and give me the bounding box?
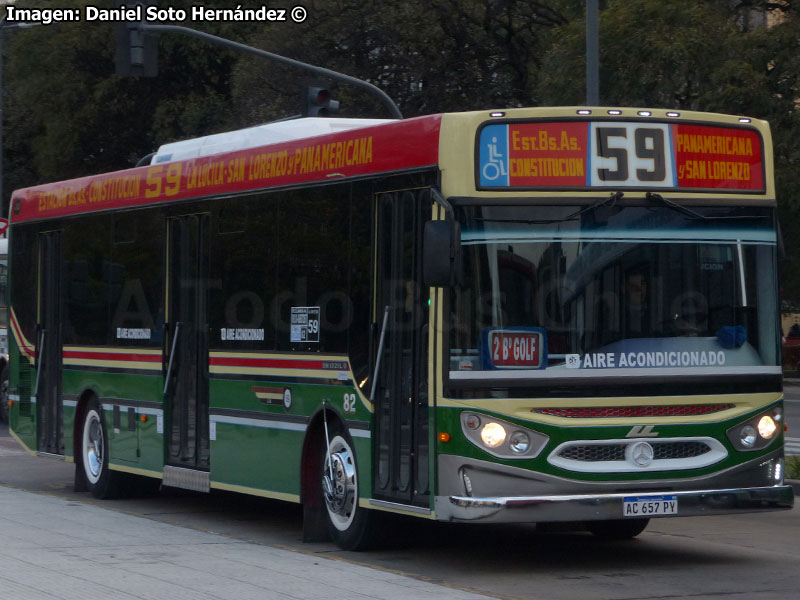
[33,329,45,397]
[163,322,181,396]
[369,306,391,403]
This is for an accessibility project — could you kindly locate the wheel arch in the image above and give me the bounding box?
[299,404,349,542]
[300,404,349,505]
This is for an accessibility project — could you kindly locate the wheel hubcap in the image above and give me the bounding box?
[83,411,104,483]
[322,438,357,529]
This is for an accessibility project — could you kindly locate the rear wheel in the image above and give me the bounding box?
[320,425,376,550]
[587,518,649,540]
[80,399,124,499]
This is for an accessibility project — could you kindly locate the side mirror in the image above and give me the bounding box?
[423,220,461,287]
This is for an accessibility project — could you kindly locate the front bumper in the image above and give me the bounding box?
[435,485,794,523]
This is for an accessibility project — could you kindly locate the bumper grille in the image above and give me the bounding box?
[653,441,710,460]
[558,441,711,463]
[559,444,626,462]
[549,438,726,473]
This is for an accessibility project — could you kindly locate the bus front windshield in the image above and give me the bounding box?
[448,204,779,380]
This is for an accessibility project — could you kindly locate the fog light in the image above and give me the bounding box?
[509,431,530,454]
[481,422,506,447]
[740,425,757,448]
[462,471,473,496]
[757,415,777,440]
[464,414,481,430]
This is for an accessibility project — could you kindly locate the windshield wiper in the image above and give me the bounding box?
[646,192,767,220]
[475,191,624,225]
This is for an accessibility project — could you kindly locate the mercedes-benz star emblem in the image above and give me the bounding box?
[628,441,655,467]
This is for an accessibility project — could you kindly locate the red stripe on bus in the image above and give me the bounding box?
[12,115,442,224]
[10,311,35,358]
[62,350,162,363]
[209,356,326,370]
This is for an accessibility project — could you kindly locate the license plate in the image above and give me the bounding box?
[623,495,678,517]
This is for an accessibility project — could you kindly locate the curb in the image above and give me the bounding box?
[786,479,800,495]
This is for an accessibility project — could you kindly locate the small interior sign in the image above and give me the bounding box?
[291,306,320,343]
[481,327,547,370]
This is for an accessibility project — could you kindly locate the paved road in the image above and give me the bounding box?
[782,382,800,455]
[2,420,799,600]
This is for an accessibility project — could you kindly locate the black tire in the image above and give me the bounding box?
[0,364,8,423]
[79,399,124,499]
[320,423,377,550]
[587,518,649,540]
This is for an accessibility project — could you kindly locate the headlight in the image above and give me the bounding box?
[509,431,531,454]
[757,415,777,440]
[460,412,549,459]
[480,422,506,447]
[739,425,757,448]
[726,405,782,452]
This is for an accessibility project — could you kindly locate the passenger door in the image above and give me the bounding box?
[36,230,64,455]
[163,215,211,486]
[372,190,431,507]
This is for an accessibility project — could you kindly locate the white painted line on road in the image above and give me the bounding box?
[785,437,800,455]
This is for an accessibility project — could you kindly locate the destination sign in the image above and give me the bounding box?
[477,121,764,192]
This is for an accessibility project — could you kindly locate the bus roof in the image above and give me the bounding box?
[10,114,443,224]
[10,106,775,225]
[150,117,395,164]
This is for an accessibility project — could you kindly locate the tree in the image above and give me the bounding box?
[2,0,260,200]
[228,0,567,122]
[536,0,800,302]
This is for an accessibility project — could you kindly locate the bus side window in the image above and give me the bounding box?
[209,196,276,351]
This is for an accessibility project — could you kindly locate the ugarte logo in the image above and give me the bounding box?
[627,425,659,438]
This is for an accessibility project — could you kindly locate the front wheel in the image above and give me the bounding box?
[587,518,649,540]
[320,426,376,550]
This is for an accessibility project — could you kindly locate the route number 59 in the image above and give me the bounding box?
[590,123,675,188]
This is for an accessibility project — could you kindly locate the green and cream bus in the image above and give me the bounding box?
[0,233,8,422]
[7,107,792,548]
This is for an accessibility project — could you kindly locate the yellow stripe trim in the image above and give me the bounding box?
[9,307,36,365]
[8,428,37,457]
[254,392,283,400]
[110,464,164,479]
[64,359,161,370]
[209,366,341,379]
[210,481,300,502]
[437,392,781,426]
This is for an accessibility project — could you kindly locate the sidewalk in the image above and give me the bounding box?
[0,485,493,600]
